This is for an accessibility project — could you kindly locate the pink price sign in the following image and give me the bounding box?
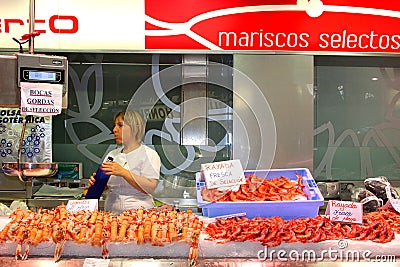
[327,200,363,224]
[66,199,98,213]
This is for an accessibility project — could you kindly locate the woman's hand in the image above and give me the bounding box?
[88,172,96,186]
[87,162,125,188]
[101,161,127,177]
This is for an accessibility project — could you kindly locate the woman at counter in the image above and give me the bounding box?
[88,110,161,214]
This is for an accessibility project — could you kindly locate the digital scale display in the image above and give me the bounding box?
[28,71,57,81]
[20,68,64,84]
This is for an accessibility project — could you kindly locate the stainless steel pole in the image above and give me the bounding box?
[29,0,35,54]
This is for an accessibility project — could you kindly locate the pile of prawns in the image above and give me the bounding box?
[205,209,400,247]
[0,204,202,265]
[202,173,307,202]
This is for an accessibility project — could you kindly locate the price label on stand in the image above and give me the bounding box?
[382,185,400,212]
[201,159,246,190]
[66,199,98,212]
[83,258,110,267]
[383,198,400,212]
[326,200,363,224]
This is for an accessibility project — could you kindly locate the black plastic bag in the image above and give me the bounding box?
[357,189,382,213]
[364,176,399,204]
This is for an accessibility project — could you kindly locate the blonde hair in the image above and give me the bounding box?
[114,110,145,142]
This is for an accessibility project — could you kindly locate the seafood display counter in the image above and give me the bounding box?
[0,257,394,266]
[1,169,400,265]
[1,208,400,266]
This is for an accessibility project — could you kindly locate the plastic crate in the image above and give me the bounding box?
[196,168,324,219]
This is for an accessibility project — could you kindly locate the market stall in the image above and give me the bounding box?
[1,0,400,265]
[1,166,400,265]
[1,201,400,265]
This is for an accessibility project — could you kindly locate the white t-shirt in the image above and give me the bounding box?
[103,144,161,214]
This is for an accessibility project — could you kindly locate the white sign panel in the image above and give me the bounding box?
[201,159,246,190]
[20,82,63,116]
[0,0,145,51]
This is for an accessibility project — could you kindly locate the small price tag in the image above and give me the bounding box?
[326,200,363,224]
[381,185,400,212]
[389,199,400,212]
[83,258,110,267]
[201,159,246,190]
[66,199,98,212]
[382,198,400,212]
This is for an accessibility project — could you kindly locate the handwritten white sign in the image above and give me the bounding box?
[201,159,245,190]
[327,200,363,224]
[83,258,110,267]
[380,185,400,213]
[382,198,400,213]
[20,82,63,116]
[66,199,98,213]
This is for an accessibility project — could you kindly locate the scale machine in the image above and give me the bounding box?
[0,53,68,108]
[18,53,68,109]
[0,52,69,201]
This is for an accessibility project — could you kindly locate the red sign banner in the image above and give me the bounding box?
[145,0,400,53]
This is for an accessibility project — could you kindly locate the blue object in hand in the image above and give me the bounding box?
[85,156,113,199]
